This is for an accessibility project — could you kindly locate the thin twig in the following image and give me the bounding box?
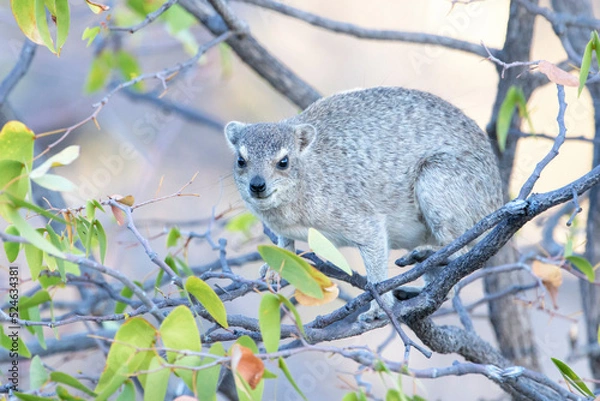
[111,0,179,33]
[109,199,183,288]
[35,31,234,160]
[517,85,568,199]
[482,41,540,79]
[367,283,432,363]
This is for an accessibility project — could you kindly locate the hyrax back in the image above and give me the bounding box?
[225,87,503,321]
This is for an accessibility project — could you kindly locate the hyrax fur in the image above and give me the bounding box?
[225,86,503,322]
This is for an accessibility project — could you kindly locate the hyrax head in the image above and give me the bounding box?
[224,121,316,211]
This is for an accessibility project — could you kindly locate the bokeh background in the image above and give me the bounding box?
[0,0,598,399]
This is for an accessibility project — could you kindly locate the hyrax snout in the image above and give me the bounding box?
[225,86,503,322]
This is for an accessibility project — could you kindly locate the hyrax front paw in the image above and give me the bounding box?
[395,246,436,267]
[358,292,395,323]
[358,304,387,323]
[259,263,281,286]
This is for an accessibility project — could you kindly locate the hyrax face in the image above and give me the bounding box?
[224,121,316,212]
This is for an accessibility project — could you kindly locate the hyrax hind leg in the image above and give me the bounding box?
[412,155,484,285]
[357,216,395,323]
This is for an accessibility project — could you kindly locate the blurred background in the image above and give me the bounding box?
[0,0,598,399]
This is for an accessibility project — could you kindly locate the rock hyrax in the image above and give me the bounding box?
[225,86,503,321]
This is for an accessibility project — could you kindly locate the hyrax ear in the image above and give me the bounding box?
[224,121,247,152]
[294,124,316,153]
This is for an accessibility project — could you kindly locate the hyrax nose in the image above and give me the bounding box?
[249,176,267,197]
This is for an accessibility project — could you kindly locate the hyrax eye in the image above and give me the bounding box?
[237,156,247,168]
[277,156,289,170]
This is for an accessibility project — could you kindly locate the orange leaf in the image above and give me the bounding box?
[230,344,264,390]
[532,260,563,308]
[173,397,197,401]
[295,283,339,306]
[110,204,125,226]
[538,60,578,87]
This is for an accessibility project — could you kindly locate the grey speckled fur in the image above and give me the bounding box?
[225,86,503,321]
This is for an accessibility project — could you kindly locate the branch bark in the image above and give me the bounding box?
[178,0,321,109]
[550,0,600,386]
[484,0,540,372]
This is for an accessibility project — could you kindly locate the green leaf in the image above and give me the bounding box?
[30,355,49,390]
[94,220,107,264]
[551,357,594,397]
[19,290,51,309]
[162,5,196,33]
[219,43,234,77]
[84,50,113,93]
[166,226,181,248]
[278,357,307,401]
[56,385,86,401]
[276,294,306,337]
[95,364,129,401]
[185,276,228,328]
[115,381,135,401]
[308,228,352,275]
[82,26,100,47]
[342,393,360,401]
[566,255,595,282]
[159,305,201,363]
[13,393,57,401]
[143,357,170,401]
[385,389,402,401]
[8,209,64,257]
[21,303,46,347]
[225,212,258,235]
[50,371,97,396]
[0,325,32,358]
[579,33,595,96]
[496,86,527,153]
[95,318,157,395]
[45,224,67,279]
[196,342,226,401]
[4,225,21,262]
[54,0,70,55]
[30,145,80,179]
[4,195,66,224]
[115,285,135,314]
[0,161,29,220]
[116,50,144,91]
[258,245,323,299]
[35,0,56,53]
[25,243,44,280]
[258,294,281,353]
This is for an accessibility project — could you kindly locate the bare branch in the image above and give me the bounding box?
[517,85,568,199]
[111,0,179,33]
[0,39,37,105]
[235,0,497,58]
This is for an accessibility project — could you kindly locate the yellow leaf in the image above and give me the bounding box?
[295,283,339,306]
[115,194,135,206]
[532,260,563,308]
